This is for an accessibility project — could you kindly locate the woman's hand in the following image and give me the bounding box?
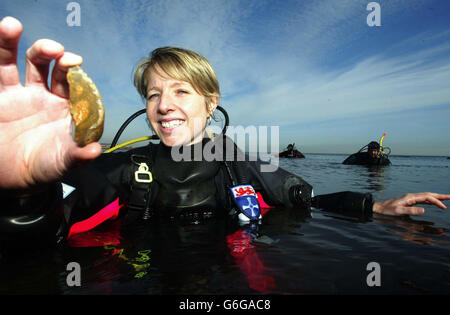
[0,17,101,190]
[373,192,450,216]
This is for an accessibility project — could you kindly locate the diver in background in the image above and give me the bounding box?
[278,143,305,158]
[343,141,391,166]
[287,144,294,155]
[0,17,448,246]
[280,144,296,157]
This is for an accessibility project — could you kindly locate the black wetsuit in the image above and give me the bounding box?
[0,136,374,245]
[343,152,391,166]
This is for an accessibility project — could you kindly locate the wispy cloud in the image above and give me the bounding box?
[2,0,450,154]
[226,31,450,126]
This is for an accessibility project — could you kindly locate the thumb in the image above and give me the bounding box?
[75,142,102,160]
[66,142,102,168]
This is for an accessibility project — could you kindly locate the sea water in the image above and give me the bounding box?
[0,154,449,295]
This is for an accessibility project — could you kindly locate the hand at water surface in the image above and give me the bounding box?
[373,192,450,216]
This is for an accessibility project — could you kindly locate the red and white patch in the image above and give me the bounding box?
[231,185,256,198]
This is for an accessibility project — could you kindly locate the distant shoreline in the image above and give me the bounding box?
[100,143,449,158]
[303,153,450,158]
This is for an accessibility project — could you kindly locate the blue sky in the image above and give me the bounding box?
[2,0,450,155]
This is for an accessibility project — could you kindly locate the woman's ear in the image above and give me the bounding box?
[207,96,219,117]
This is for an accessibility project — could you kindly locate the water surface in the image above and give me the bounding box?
[1,154,449,295]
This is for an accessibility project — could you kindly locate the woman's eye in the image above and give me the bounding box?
[147,93,159,100]
[177,90,188,95]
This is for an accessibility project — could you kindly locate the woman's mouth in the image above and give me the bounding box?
[160,119,185,131]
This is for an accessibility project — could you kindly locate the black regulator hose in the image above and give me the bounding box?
[216,105,229,135]
[110,106,230,149]
[110,108,147,148]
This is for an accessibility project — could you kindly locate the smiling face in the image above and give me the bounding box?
[134,47,220,146]
[146,66,213,147]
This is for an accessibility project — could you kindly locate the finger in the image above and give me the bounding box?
[413,192,450,200]
[397,206,425,216]
[410,194,447,209]
[0,16,22,89]
[51,52,83,98]
[431,193,450,202]
[25,38,64,88]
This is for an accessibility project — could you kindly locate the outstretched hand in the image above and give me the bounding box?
[0,17,101,190]
[373,192,450,216]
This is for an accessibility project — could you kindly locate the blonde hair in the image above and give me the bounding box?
[134,47,220,108]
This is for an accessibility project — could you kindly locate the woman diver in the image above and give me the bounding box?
[0,16,449,245]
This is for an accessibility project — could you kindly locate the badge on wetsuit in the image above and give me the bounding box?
[62,183,76,199]
[230,185,261,220]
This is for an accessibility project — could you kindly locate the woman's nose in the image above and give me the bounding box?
[157,92,175,114]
